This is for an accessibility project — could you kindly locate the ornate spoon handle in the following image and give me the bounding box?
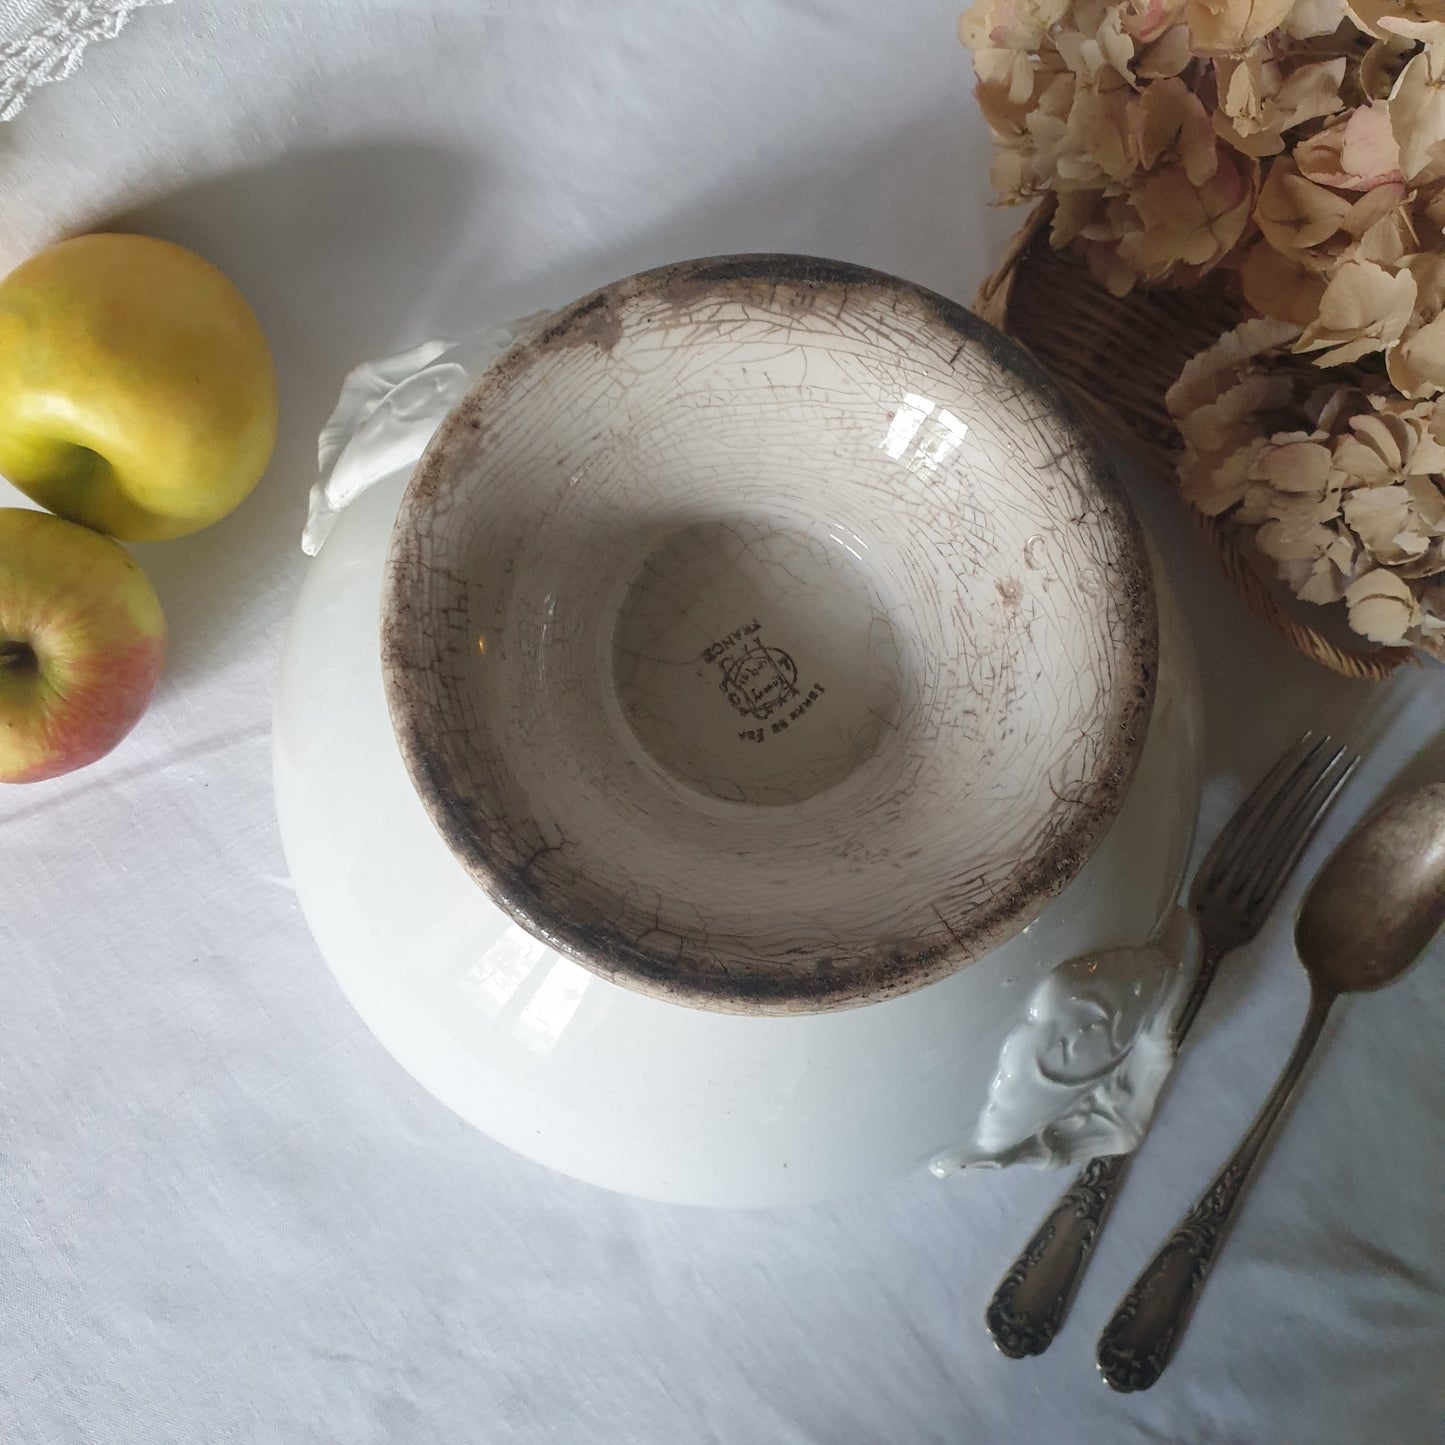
[1097,988,1336,1391]
[985,1153,1128,1357]
[985,935,1225,1357]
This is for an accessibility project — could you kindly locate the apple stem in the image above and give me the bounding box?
[0,641,36,671]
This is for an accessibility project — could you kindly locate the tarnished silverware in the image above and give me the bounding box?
[985,733,1358,1359]
[1097,782,1445,1390]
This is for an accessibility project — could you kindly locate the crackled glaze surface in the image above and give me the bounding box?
[382,256,1157,1013]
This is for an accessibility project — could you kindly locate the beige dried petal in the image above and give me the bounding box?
[1342,483,1418,552]
[1167,317,1302,415]
[1388,49,1445,181]
[1120,148,1257,279]
[958,0,994,49]
[1352,410,1409,470]
[990,148,1035,201]
[1185,0,1295,53]
[1343,566,1421,641]
[1217,59,1346,159]
[1219,59,1352,159]
[1124,0,1190,41]
[1295,259,1417,363]
[1099,6,1137,79]
[1306,383,1362,432]
[1414,607,1445,650]
[1052,187,1106,248]
[1252,438,1334,491]
[1183,373,1294,451]
[1221,55,1272,133]
[1349,202,1418,268]
[1282,0,1348,34]
[1135,76,1218,184]
[1179,442,1260,513]
[1378,14,1445,45]
[1296,104,1402,190]
[960,0,1073,50]
[1388,311,1445,393]
[1405,470,1445,525]
[1397,410,1445,472]
[1055,12,1136,85]
[1060,85,1137,187]
[1346,0,1445,40]
[1239,241,1328,324]
[1406,250,1445,308]
[975,48,1043,114]
[1295,552,1353,603]
[1256,515,1338,559]
[1239,477,1341,525]
[1399,546,1445,577]
[1310,335,1399,364]
[1326,529,1359,569]
[1392,529,1434,560]
[1136,24,1192,77]
[1386,252,1445,394]
[1346,101,1408,181]
[1078,233,1149,295]
[1334,434,1396,482]
[1409,425,1445,474]
[1255,162,1352,255]
[1341,181,1410,239]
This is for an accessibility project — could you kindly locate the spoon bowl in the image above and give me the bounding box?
[1295,782,1445,997]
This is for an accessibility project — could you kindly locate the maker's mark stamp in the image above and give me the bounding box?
[702,620,824,742]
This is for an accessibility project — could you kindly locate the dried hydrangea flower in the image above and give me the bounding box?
[960,0,1445,649]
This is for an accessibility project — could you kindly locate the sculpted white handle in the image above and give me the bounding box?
[304,315,547,555]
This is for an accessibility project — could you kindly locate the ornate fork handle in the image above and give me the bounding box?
[1097,988,1335,1391]
[985,937,1226,1357]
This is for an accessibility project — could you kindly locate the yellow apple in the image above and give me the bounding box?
[0,233,278,542]
[0,508,167,783]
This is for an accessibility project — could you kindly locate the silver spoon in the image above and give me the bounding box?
[1097,782,1445,1392]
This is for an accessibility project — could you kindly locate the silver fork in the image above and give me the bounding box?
[984,733,1359,1359]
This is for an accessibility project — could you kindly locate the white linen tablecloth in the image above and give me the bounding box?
[0,4,1441,1441]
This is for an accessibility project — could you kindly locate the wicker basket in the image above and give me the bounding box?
[974,200,1415,682]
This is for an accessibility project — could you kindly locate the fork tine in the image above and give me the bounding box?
[1241,752,1359,913]
[1218,744,1347,899]
[1192,733,1325,901]
[1213,742,1348,905]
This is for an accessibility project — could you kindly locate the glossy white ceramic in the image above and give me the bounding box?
[274,470,1199,1206]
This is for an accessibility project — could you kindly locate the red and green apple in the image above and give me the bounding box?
[0,508,166,783]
